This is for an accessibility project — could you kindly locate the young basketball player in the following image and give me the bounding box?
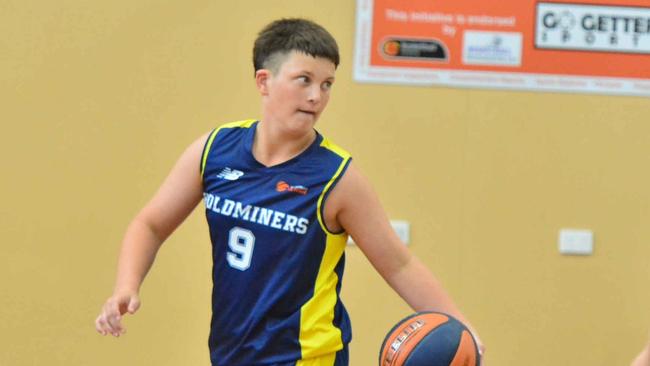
[95,18,485,365]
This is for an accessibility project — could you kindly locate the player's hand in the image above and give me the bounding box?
[95,292,141,337]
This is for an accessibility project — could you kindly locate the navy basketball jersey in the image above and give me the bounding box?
[200,120,352,366]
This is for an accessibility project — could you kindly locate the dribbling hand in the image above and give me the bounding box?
[95,292,141,337]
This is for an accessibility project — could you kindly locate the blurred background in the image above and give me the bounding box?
[1,0,648,365]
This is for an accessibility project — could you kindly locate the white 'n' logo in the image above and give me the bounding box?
[216,167,244,181]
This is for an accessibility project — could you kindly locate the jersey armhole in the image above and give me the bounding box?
[200,119,258,179]
[317,157,352,236]
[200,128,220,179]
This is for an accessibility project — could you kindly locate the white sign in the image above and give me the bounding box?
[535,2,650,54]
[463,31,523,66]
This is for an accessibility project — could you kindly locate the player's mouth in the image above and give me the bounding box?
[297,109,317,117]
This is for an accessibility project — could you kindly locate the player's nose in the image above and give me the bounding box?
[307,85,322,104]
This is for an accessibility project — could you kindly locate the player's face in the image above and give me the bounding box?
[258,51,336,136]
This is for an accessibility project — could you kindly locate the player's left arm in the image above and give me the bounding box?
[325,162,486,358]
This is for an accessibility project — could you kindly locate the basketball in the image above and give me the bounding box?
[379,311,480,366]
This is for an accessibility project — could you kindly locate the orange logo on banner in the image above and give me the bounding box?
[383,40,400,56]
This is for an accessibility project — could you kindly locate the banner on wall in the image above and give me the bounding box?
[354,0,650,97]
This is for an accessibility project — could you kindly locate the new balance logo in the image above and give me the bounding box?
[216,167,244,181]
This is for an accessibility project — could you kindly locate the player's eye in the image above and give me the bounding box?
[322,81,333,90]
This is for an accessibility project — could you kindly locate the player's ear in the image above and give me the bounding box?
[255,69,271,95]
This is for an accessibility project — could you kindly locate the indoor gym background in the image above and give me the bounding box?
[1,1,648,365]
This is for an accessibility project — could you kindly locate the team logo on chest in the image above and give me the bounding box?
[203,193,309,235]
[276,181,308,195]
[216,167,244,181]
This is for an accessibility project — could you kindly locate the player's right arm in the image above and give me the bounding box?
[95,132,210,337]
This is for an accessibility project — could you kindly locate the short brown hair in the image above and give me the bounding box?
[253,18,339,74]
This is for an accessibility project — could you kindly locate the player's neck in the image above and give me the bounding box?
[252,120,316,167]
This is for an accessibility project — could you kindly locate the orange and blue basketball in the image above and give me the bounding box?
[379,311,480,366]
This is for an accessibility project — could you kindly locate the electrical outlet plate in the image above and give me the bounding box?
[558,229,593,255]
[391,220,410,245]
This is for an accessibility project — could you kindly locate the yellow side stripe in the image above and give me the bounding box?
[295,352,336,366]
[298,233,347,360]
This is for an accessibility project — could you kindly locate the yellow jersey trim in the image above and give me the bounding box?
[298,138,351,360]
[316,138,351,235]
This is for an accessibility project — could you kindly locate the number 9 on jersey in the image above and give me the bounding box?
[227,227,255,271]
